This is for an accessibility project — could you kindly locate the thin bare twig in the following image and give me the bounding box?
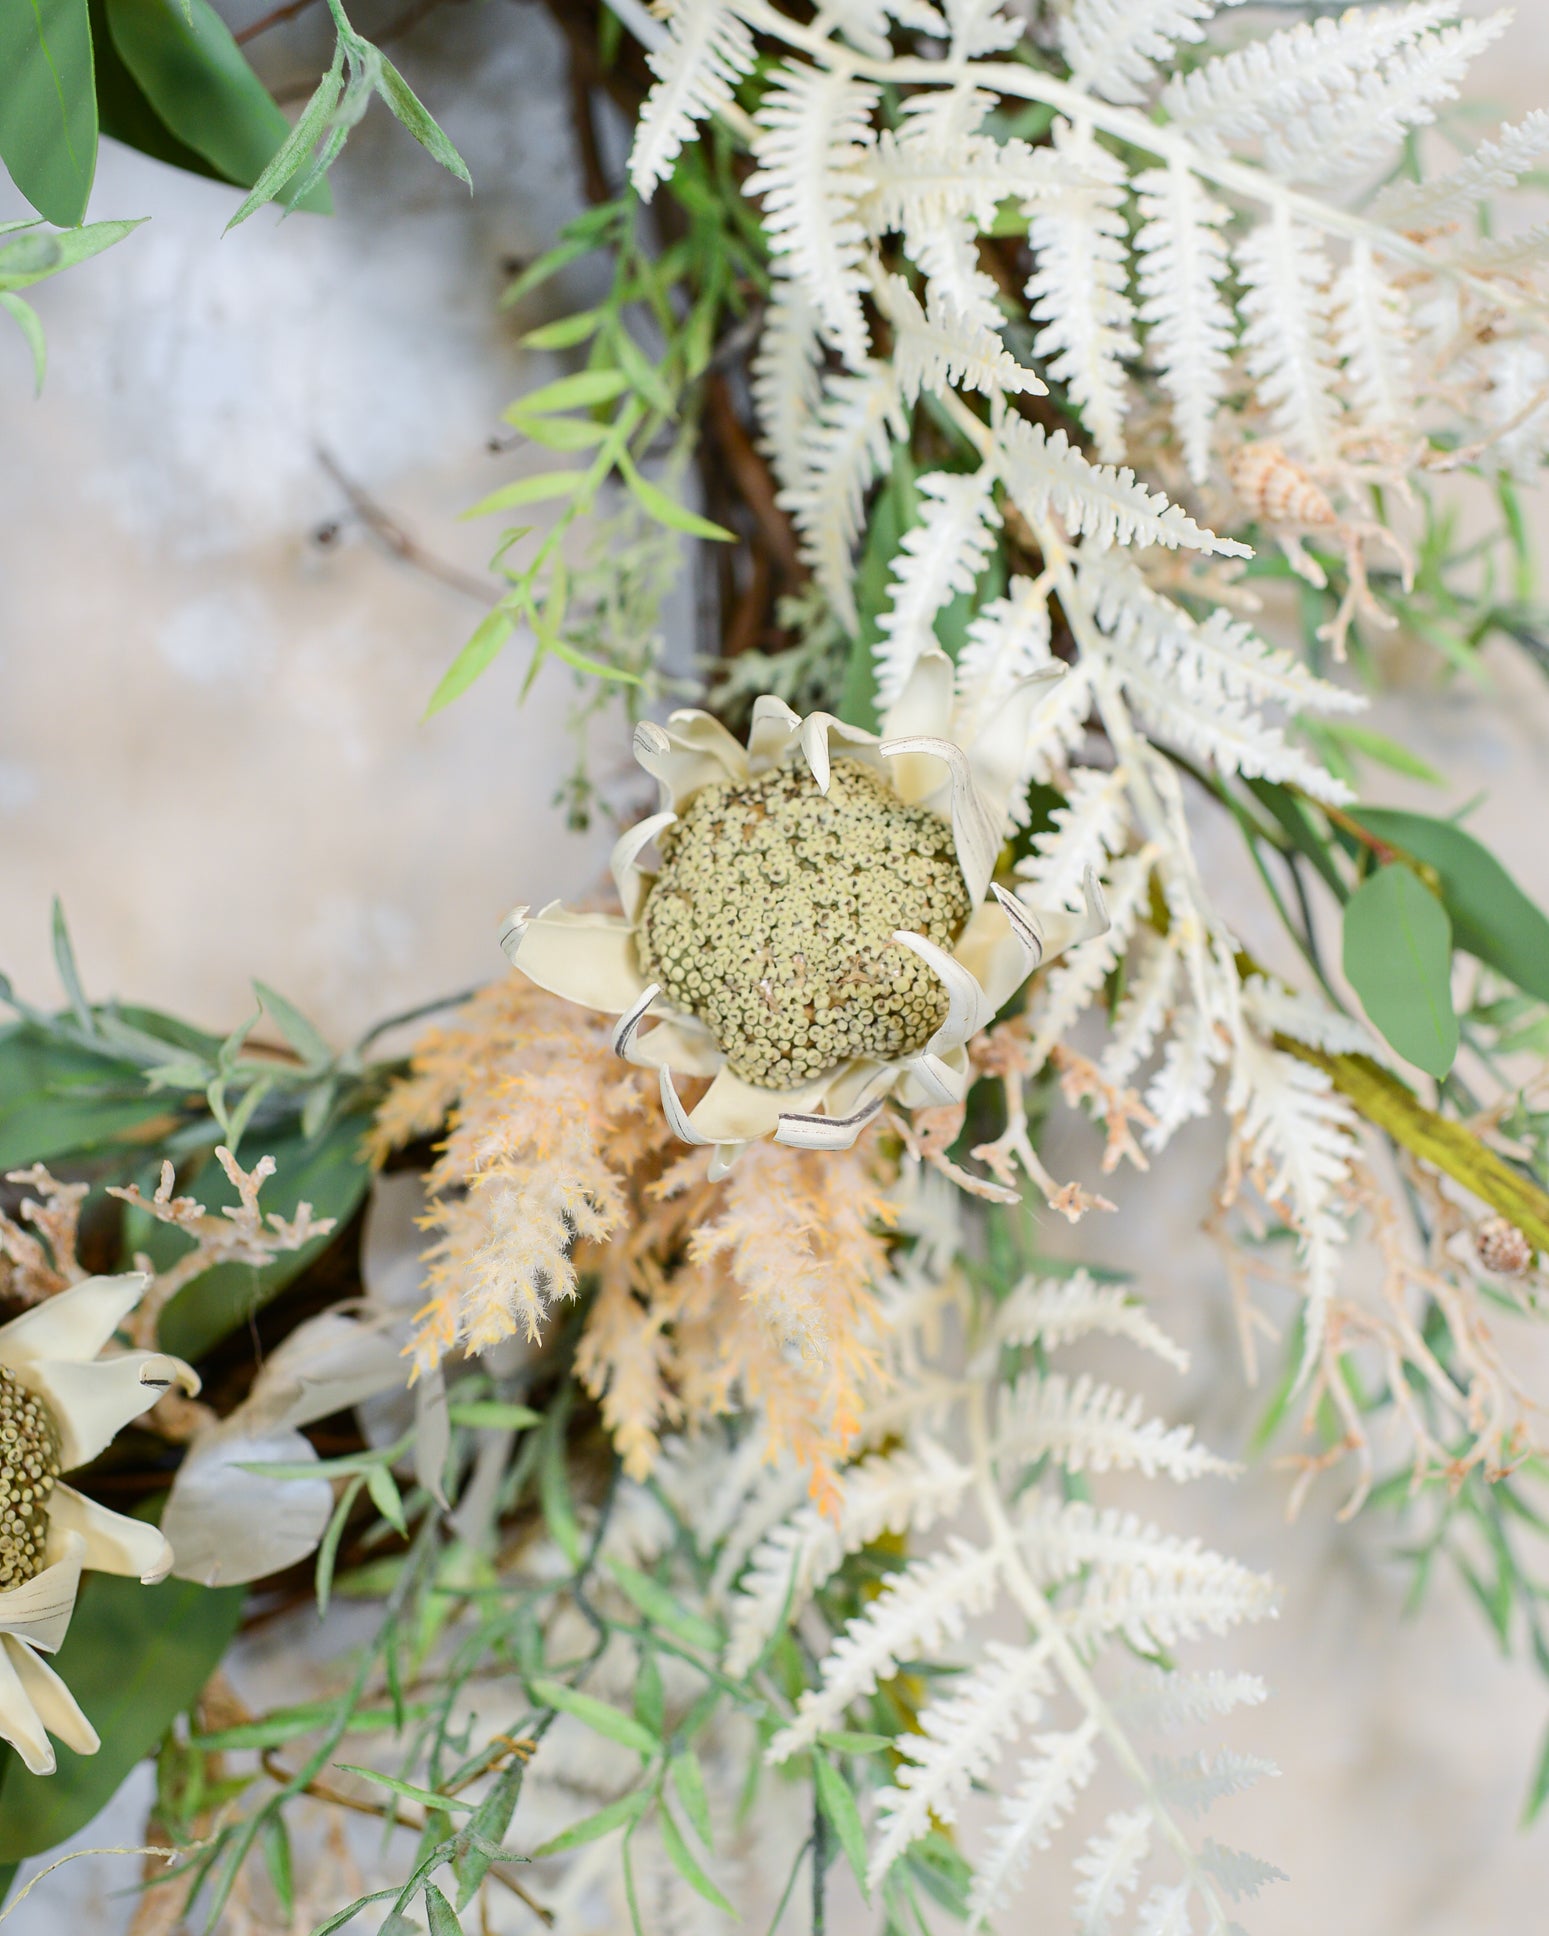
[314,447,498,605]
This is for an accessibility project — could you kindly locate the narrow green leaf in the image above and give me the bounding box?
[516,414,610,452]
[3,292,46,391]
[365,1463,407,1536]
[814,1752,870,1900]
[520,309,603,350]
[461,471,582,520]
[253,980,332,1069]
[816,1731,893,1755]
[423,1882,463,1936]
[1342,864,1459,1078]
[607,1561,721,1653]
[226,45,344,231]
[372,53,470,186]
[527,1680,660,1759]
[1321,723,1444,786]
[619,456,734,541]
[315,1472,365,1618]
[51,897,93,1032]
[0,0,98,226]
[332,1765,474,1814]
[532,1787,649,1856]
[262,1813,295,1921]
[447,1400,541,1431]
[1523,1717,1549,1827]
[670,1750,713,1846]
[1354,806,1549,1005]
[506,368,629,421]
[424,607,515,719]
[657,1801,737,1917]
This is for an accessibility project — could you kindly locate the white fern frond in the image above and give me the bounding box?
[812,0,946,58]
[1074,1808,1153,1936]
[996,1370,1236,1483]
[1242,975,1372,1055]
[1101,928,1184,1090]
[1152,1747,1279,1816]
[752,272,825,493]
[1144,1002,1226,1151]
[1135,1882,1196,1936]
[747,62,881,366]
[706,1455,812,1606]
[781,361,906,630]
[1021,658,1099,788]
[991,1268,1189,1373]
[1478,339,1549,480]
[1040,1510,1277,1650]
[943,0,1023,57]
[630,0,758,199]
[909,214,1008,337]
[1061,0,1237,108]
[1118,1666,1270,1732]
[1160,1,1456,148]
[1016,765,1133,909]
[1375,107,1549,227]
[1333,239,1418,436]
[997,414,1249,557]
[864,108,1077,233]
[1236,206,1343,462]
[1134,159,1235,484]
[1227,1030,1359,1387]
[1024,849,1152,1065]
[878,272,1046,401]
[723,1436,972,1675]
[1263,14,1511,187]
[966,1723,1101,1930]
[875,467,1002,705]
[1026,121,1138,461]
[1200,1838,1289,1902]
[870,1640,1054,1880]
[954,574,1055,742]
[767,1538,1003,1760]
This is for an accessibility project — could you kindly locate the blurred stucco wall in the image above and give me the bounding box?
[5,1,1549,1931]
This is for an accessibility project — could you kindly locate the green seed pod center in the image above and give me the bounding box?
[0,1365,62,1591]
[636,758,971,1089]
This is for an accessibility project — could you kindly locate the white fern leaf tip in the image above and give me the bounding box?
[629,0,757,199]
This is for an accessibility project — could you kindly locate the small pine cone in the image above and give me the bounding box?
[1476,1215,1534,1277]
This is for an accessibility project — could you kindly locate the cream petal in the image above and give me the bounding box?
[0,1636,57,1774]
[688,1064,836,1144]
[242,1310,407,1434]
[896,1050,971,1109]
[707,1143,749,1180]
[880,651,956,800]
[48,1486,172,1584]
[746,694,802,773]
[0,1534,84,1652]
[163,1425,333,1588]
[1027,866,1110,964]
[774,1098,884,1152]
[0,1272,149,1370]
[891,930,994,1058]
[958,892,1043,1010]
[613,982,663,1061]
[506,904,649,1014]
[659,1066,715,1146]
[820,1059,896,1119]
[633,713,749,811]
[414,1361,451,1510]
[610,811,677,923]
[963,667,1067,833]
[878,734,1000,906]
[26,1352,198,1470]
[8,1638,98,1763]
[797,711,882,795]
[624,1012,726,1078]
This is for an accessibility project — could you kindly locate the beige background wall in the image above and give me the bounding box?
[6,1,1549,1929]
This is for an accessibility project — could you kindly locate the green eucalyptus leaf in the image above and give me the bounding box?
[0,215,138,292]
[0,1023,172,1169]
[0,0,98,227]
[1342,864,1459,1079]
[0,1571,243,1862]
[657,1801,736,1916]
[1354,806,1549,1005]
[527,1680,659,1759]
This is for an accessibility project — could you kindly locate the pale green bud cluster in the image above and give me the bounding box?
[0,1366,61,1590]
[636,757,970,1089]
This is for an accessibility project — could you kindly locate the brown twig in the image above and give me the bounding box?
[234,0,322,44]
[314,447,499,605]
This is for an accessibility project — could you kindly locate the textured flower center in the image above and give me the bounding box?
[636,758,971,1089]
[0,1366,61,1590]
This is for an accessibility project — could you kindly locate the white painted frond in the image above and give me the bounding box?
[780,361,906,631]
[1026,121,1138,461]
[1101,927,1184,1090]
[997,414,1247,556]
[1152,1747,1280,1816]
[1242,975,1372,1056]
[1333,240,1417,437]
[1134,159,1235,484]
[723,1436,972,1675]
[870,1640,1054,1879]
[1478,340,1549,481]
[1118,1666,1270,1732]
[1375,107,1549,227]
[1161,1,1456,149]
[943,0,1024,57]
[1061,0,1237,108]
[1200,1838,1289,1902]
[747,62,881,366]
[908,214,1007,336]
[991,1269,1189,1372]
[874,467,1002,706]
[1074,1809,1152,1936]
[1026,849,1153,1068]
[752,272,825,493]
[966,1724,1100,1930]
[955,575,1055,741]
[878,273,1046,402]
[630,0,757,199]
[766,1538,1003,1760]
[1226,1030,1359,1389]
[1144,1001,1226,1151]
[1134,1882,1196,1936]
[864,103,1075,234]
[1236,206,1343,462]
[1016,764,1133,910]
[996,1368,1235,1482]
[1020,657,1098,788]
[811,0,946,59]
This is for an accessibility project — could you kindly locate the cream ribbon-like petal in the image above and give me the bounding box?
[659,1066,714,1146]
[708,1144,749,1180]
[797,711,883,795]
[774,1098,883,1152]
[633,713,750,812]
[237,1309,407,1435]
[0,1533,84,1652]
[48,1486,172,1585]
[25,1352,197,1471]
[880,650,956,802]
[954,890,1044,1011]
[622,1012,726,1078]
[612,982,662,1061]
[688,1064,837,1145]
[896,1048,971,1109]
[505,904,649,1015]
[746,694,802,773]
[963,667,1067,834]
[878,734,1001,907]
[1025,865,1110,964]
[163,1424,333,1588]
[610,811,677,923]
[891,930,994,1060]
[0,1272,149,1370]
[8,1636,99,1765]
